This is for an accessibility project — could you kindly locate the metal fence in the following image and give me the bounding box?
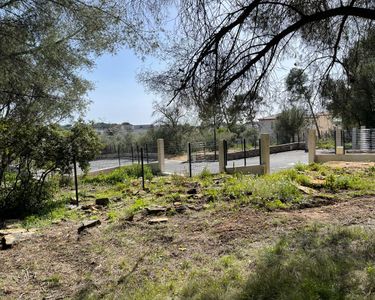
[186,141,218,176]
[88,143,157,173]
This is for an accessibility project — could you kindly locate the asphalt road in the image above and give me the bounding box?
[164,150,308,175]
[85,150,308,175]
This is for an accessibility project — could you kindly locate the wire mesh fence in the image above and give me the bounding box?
[186,141,219,176]
[224,138,261,169]
[88,143,157,173]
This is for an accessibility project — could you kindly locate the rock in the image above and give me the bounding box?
[0,229,36,250]
[202,204,210,209]
[187,204,202,211]
[77,219,101,234]
[296,185,317,195]
[112,197,122,202]
[174,204,187,213]
[309,179,325,188]
[69,197,78,205]
[95,197,110,206]
[145,206,167,215]
[81,204,97,211]
[187,188,198,195]
[148,217,168,224]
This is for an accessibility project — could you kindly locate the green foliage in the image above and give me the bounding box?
[275,106,306,144]
[317,137,335,150]
[82,164,153,185]
[321,30,375,127]
[0,121,101,219]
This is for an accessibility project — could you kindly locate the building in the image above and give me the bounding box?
[258,112,334,143]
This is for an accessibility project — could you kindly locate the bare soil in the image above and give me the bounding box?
[1,195,374,299]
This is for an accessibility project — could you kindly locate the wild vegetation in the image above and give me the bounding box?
[1,162,374,299]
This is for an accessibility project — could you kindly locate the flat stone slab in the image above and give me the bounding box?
[145,206,167,215]
[1,229,36,250]
[78,219,101,234]
[95,197,110,206]
[148,217,168,224]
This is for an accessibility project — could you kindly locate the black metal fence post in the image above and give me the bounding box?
[136,144,140,164]
[73,155,79,207]
[131,145,134,163]
[117,144,121,167]
[342,130,345,153]
[224,140,228,167]
[141,148,145,189]
[334,129,337,154]
[259,138,262,165]
[145,144,149,163]
[243,138,247,166]
[188,142,192,177]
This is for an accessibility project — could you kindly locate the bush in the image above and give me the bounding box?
[0,177,58,219]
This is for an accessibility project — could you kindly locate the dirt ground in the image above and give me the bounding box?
[1,195,374,299]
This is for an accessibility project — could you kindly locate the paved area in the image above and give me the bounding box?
[165,150,308,175]
[85,150,308,175]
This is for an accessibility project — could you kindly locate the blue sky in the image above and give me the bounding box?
[82,48,295,125]
[83,48,158,125]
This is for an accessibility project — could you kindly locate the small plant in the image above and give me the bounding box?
[199,167,211,179]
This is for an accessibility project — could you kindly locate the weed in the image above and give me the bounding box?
[199,167,212,179]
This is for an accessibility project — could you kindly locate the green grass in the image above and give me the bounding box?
[236,226,375,300]
[179,225,375,300]
[82,164,154,185]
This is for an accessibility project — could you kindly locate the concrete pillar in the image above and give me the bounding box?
[157,139,165,173]
[308,129,316,164]
[335,128,342,147]
[219,140,225,173]
[260,134,270,174]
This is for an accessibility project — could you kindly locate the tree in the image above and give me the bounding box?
[0,1,161,217]
[149,101,193,154]
[142,1,375,113]
[286,68,321,137]
[275,106,306,144]
[0,121,102,219]
[321,30,375,128]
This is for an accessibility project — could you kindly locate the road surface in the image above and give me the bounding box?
[85,150,308,175]
[165,150,308,175]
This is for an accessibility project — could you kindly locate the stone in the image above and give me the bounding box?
[148,217,168,224]
[187,188,198,195]
[0,229,36,250]
[69,197,78,205]
[296,185,317,195]
[81,204,97,211]
[77,219,101,234]
[175,204,187,213]
[145,206,167,215]
[95,197,110,206]
[112,197,122,202]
